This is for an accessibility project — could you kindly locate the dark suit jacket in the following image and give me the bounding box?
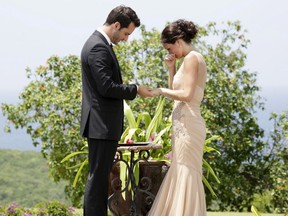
[80,30,137,140]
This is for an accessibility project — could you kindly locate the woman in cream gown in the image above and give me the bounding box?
[149,19,207,216]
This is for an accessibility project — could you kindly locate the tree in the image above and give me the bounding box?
[2,55,86,205]
[249,111,288,214]
[261,111,288,213]
[2,21,286,212]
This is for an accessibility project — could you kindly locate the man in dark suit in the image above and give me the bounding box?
[80,5,152,216]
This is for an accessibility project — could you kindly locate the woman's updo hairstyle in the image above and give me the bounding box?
[161,19,198,44]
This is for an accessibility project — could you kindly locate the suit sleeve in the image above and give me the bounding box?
[87,44,137,100]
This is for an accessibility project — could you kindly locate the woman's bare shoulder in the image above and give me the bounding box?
[184,51,199,65]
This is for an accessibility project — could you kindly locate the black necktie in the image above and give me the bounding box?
[110,44,116,57]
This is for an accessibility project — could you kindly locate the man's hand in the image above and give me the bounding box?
[137,85,153,98]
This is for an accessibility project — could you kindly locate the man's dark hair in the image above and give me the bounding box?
[105,5,140,29]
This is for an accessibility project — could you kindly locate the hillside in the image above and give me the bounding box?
[0,149,70,207]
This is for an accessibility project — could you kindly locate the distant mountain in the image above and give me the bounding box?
[0,149,69,207]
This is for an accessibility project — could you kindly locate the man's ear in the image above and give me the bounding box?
[114,22,121,30]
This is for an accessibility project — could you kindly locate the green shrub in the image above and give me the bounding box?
[0,201,75,216]
[35,201,74,216]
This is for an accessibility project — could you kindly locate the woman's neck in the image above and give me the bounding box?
[182,44,193,57]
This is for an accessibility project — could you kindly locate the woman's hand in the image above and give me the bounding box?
[150,88,162,97]
[164,54,176,69]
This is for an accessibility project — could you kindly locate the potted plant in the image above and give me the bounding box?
[108,96,171,215]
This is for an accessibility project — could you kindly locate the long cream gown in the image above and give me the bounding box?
[148,51,207,216]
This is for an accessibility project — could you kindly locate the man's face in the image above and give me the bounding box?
[111,22,136,44]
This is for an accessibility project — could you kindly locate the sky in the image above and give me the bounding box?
[0,0,287,150]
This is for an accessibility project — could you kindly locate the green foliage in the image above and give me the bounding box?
[120,97,170,146]
[262,112,288,213]
[251,205,262,216]
[34,200,74,216]
[202,134,221,197]
[61,146,88,188]
[0,150,69,207]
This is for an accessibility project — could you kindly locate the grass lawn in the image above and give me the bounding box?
[74,209,283,216]
[207,213,283,216]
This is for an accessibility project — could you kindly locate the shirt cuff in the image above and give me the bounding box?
[130,83,138,91]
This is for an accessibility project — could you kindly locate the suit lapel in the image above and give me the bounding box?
[109,45,122,83]
[94,31,122,83]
